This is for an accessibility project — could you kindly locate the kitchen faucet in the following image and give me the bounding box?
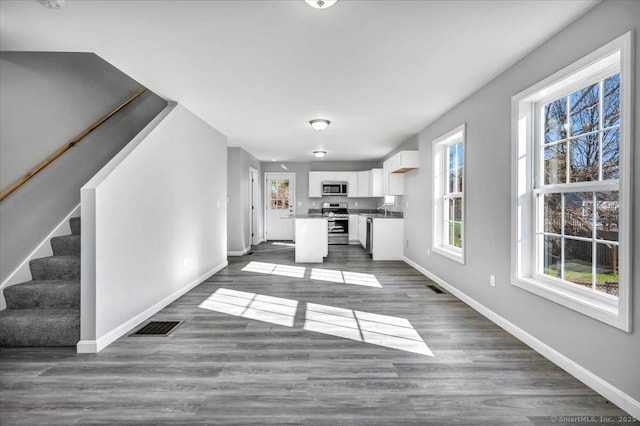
[377,205,388,217]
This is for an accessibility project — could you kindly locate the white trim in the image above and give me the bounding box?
[263,172,296,241]
[432,123,466,265]
[228,246,251,256]
[403,256,640,419]
[0,204,80,310]
[510,32,632,332]
[432,246,464,265]
[249,167,260,246]
[76,260,228,354]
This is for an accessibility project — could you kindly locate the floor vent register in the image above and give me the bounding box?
[131,321,182,336]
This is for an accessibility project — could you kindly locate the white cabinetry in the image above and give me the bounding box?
[358,215,367,248]
[387,151,419,173]
[309,172,323,198]
[381,151,419,196]
[346,172,358,197]
[294,218,328,263]
[383,159,404,195]
[369,168,383,197]
[356,171,370,197]
[308,170,384,198]
[371,218,404,260]
[348,215,359,242]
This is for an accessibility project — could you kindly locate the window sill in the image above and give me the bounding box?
[433,246,465,265]
[511,275,629,332]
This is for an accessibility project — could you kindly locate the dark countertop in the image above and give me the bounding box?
[306,208,403,218]
[294,214,326,219]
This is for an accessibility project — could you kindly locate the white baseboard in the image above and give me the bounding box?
[76,260,228,354]
[0,204,80,311]
[403,256,640,419]
[228,246,251,256]
[76,340,97,353]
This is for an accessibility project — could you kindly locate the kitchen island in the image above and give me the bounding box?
[294,215,328,263]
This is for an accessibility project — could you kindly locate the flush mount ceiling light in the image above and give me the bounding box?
[309,119,331,132]
[44,0,65,9]
[313,151,327,158]
[305,0,337,9]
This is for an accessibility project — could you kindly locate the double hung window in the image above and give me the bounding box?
[511,33,632,330]
[433,124,465,264]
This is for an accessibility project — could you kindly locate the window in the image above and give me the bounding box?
[270,179,290,209]
[511,33,632,331]
[433,123,465,264]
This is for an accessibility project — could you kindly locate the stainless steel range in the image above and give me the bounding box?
[321,202,349,245]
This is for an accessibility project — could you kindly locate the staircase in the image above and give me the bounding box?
[0,217,80,347]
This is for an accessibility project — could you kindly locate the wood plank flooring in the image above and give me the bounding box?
[0,243,632,425]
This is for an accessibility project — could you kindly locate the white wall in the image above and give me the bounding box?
[0,52,166,285]
[400,0,639,415]
[227,147,261,253]
[80,104,228,352]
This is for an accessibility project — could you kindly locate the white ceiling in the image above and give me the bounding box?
[0,0,598,162]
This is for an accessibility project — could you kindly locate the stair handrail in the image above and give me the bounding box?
[0,87,148,202]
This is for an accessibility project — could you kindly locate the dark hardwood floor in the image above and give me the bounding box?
[0,243,631,425]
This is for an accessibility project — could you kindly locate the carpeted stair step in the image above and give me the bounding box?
[69,217,81,235]
[4,280,80,309]
[29,256,80,281]
[0,309,80,347]
[50,234,80,256]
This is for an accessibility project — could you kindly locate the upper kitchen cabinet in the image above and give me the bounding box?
[387,151,419,173]
[308,171,358,197]
[356,171,370,197]
[383,160,404,195]
[346,172,358,197]
[382,151,419,195]
[369,168,383,197]
[309,171,323,198]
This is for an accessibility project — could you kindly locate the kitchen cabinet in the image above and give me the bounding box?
[356,171,369,197]
[308,172,323,198]
[387,150,419,173]
[371,218,404,260]
[358,215,367,248]
[346,172,358,197]
[369,168,383,197]
[383,159,404,195]
[308,170,380,198]
[295,217,328,262]
[348,215,359,242]
[381,151,418,196]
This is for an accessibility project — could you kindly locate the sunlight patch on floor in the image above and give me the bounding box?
[199,288,432,356]
[311,268,381,287]
[199,288,298,327]
[272,242,296,247]
[304,303,433,356]
[241,261,305,278]
[241,262,381,287]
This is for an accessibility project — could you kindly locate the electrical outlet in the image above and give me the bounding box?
[490,275,496,287]
[297,201,302,207]
[406,200,409,209]
[217,201,220,208]
[355,201,358,206]
[427,248,430,256]
[312,201,316,206]
[406,240,409,248]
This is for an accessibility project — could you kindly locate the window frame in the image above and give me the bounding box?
[510,32,632,331]
[432,123,466,264]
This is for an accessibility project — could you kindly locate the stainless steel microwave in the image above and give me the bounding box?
[322,182,348,196]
